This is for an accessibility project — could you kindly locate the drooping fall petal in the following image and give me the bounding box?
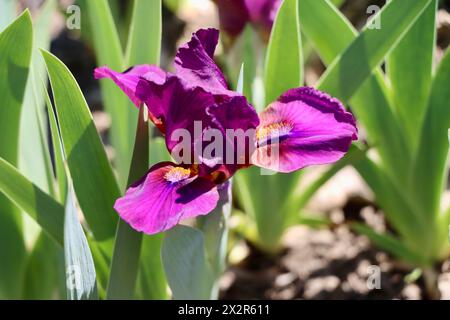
[252,87,358,173]
[114,162,219,235]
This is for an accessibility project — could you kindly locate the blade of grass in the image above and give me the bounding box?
[42,50,120,243]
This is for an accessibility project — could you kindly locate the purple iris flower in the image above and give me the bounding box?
[95,28,357,235]
[212,0,282,42]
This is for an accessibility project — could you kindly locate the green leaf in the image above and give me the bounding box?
[292,145,366,217]
[125,0,161,66]
[299,0,411,182]
[137,137,170,300]
[42,50,120,242]
[387,0,437,147]
[0,10,33,299]
[0,156,64,245]
[19,0,56,196]
[317,0,432,102]
[23,233,63,299]
[107,108,148,300]
[43,79,67,202]
[197,182,232,299]
[354,155,430,260]
[64,185,98,300]
[264,0,303,104]
[162,226,213,300]
[107,0,166,300]
[137,234,168,300]
[412,48,450,236]
[351,223,425,265]
[85,0,135,189]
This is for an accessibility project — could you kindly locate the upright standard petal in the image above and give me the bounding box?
[137,75,216,154]
[206,96,260,177]
[252,87,358,173]
[94,65,166,107]
[174,28,234,96]
[114,162,219,235]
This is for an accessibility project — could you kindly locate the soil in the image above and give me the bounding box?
[220,215,450,300]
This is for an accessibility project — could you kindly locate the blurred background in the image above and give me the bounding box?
[3,0,450,300]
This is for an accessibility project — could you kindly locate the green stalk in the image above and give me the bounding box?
[106,107,149,299]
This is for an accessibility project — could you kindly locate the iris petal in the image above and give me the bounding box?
[252,87,358,173]
[114,162,219,235]
[94,65,165,107]
[174,28,236,96]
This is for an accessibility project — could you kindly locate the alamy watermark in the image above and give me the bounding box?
[66,5,81,30]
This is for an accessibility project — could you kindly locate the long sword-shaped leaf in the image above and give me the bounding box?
[23,233,62,299]
[387,0,437,147]
[0,157,64,245]
[85,0,135,189]
[107,108,148,300]
[125,0,161,66]
[317,0,432,102]
[137,137,169,300]
[0,11,32,299]
[264,0,302,104]
[64,184,98,300]
[412,49,450,248]
[162,226,214,300]
[299,0,411,182]
[197,181,232,299]
[19,0,56,195]
[107,0,165,300]
[42,50,120,243]
[351,223,425,264]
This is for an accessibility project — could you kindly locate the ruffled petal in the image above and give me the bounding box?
[94,65,165,107]
[114,162,219,235]
[174,28,235,96]
[252,87,358,173]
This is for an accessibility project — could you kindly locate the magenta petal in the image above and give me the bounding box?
[94,65,166,107]
[174,28,234,96]
[245,0,281,33]
[252,87,358,173]
[206,96,260,175]
[213,0,250,37]
[114,162,219,235]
